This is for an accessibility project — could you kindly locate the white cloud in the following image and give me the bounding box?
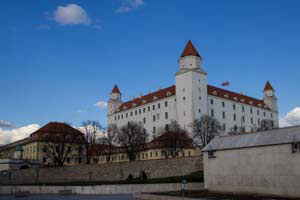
[116,0,144,13]
[0,124,40,145]
[53,4,91,25]
[94,101,108,109]
[0,120,14,128]
[279,107,300,127]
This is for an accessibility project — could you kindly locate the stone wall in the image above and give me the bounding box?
[0,156,202,184]
[204,144,300,198]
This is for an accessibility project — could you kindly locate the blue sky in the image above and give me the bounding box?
[1,0,300,137]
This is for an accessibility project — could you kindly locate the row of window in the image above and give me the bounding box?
[210,99,273,118]
[114,101,169,121]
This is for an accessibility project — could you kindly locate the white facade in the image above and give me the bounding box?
[107,41,279,139]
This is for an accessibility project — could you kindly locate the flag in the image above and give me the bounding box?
[222,81,230,86]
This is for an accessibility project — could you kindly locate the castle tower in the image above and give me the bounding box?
[108,85,122,115]
[175,40,208,131]
[263,81,278,112]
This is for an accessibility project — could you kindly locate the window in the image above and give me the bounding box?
[43,157,47,163]
[67,146,72,152]
[222,102,225,107]
[223,124,226,131]
[43,145,47,153]
[198,109,201,113]
[78,158,82,163]
[158,103,160,109]
[165,101,168,107]
[150,152,152,158]
[271,113,273,118]
[165,124,169,131]
[183,88,185,92]
[233,104,236,110]
[188,151,191,156]
[139,109,141,114]
[183,97,185,101]
[250,108,253,114]
[126,113,128,118]
[67,158,71,163]
[118,115,120,120]
[211,99,214,105]
[130,111,133,116]
[114,116,116,120]
[153,105,155,110]
[165,112,168,119]
[251,117,253,124]
[135,110,137,115]
[233,114,236,121]
[258,119,260,125]
[121,114,123,119]
[143,108,145,113]
[211,109,214,117]
[155,151,158,157]
[242,106,244,112]
[153,126,156,133]
[199,96,201,100]
[242,116,245,123]
[153,115,156,122]
[143,117,146,124]
[257,110,260,115]
[263,112,266,117]
[156,113,160,120]
[234,125,237,132]
[222,111,225,119]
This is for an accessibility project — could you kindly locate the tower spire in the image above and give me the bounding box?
[111,84,121,94]
[263,81,274,91]
[180,40,202,59]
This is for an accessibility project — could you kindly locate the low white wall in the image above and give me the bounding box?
[204,144,300,198]
[0,182,203,195]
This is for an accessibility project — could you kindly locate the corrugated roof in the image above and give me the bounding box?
[202,126,300,151]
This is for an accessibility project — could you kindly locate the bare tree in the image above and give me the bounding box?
[190,115,221,148]
[115,121,148,161]
[228,125,246,135]
[99,123,118,163]
[82,120,103,164]
[44,133,83,166]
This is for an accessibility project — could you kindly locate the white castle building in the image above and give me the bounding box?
[107,41,279,138]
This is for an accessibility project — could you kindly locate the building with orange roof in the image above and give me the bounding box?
[107,41,279,139]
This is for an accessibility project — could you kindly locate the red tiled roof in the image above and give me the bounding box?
[263,81,274,91]
[111,85,121,94]
[115,84,270,113]
[30,122,85,143]
[180,40,201,58]
[118,85,176,112]
[207,85,270,110]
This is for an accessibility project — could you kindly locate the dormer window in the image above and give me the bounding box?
[241,99,245,102]
[249,101,253,105]
[44,134,49,140]
[212,91,217,96]
[142,100,147,104]
[153,96,158,100]
[233,97,238,101]
[224,94,229,98]
[258,103,262,107]
[166,92,172,97]
[123,106,127,109]
[132,103,137,107]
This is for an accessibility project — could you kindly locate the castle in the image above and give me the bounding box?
[107,41,279,138]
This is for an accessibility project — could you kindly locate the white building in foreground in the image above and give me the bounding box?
[107,40,279,138]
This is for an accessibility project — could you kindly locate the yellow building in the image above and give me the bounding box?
[0,122,86,166]
[98,131,201,164]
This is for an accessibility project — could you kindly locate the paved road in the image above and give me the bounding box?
[0,194,135,200]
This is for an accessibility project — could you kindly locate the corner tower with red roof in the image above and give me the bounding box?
[263,81,278,112]
[108,85,123,115]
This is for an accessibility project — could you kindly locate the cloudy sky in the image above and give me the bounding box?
[1,0,300,145]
